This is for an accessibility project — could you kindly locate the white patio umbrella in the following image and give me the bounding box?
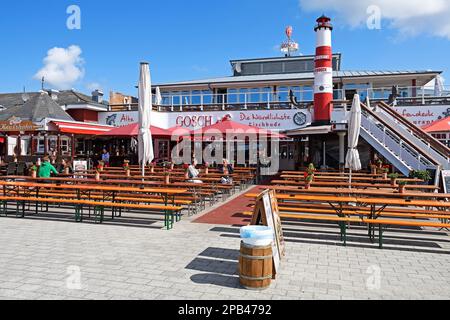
[155,86,163,105]
[434,75,444,97]
[138,62,155,178]
[345,94,362,188]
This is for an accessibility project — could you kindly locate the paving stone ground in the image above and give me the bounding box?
[0,188,449,300]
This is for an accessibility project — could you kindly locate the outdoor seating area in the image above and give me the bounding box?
[244,168,450,249]
[0,165,257,230]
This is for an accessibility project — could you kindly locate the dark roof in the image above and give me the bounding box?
[56,90,97,105]
[0,92,40,109]
[0,90,103,109]
[0,92,74,122]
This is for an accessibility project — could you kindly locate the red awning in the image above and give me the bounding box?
[97,123,172,137]
[52,121,114,135]
[423,117,450,133]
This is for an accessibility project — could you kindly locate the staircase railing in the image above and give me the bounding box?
[377,101,450,165]
[361,103,440,174]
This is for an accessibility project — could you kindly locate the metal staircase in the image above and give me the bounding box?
[360,103,442,183]
[375,101,450,170]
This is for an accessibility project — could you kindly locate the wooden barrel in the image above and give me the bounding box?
[239,241,273,290]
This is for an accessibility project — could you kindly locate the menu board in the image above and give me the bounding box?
[442,170,450,194]
[73,160,87,178]
[252,189,286,276]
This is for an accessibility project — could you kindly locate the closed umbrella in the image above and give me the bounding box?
[345,94,362,188]
[138,62,154,178]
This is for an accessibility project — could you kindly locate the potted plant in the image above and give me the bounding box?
[398,180,407,194]
[149,162,156,173]
[95,165,102,181]
[304,172,314,189]
[380,168,389,180]
[97,161,105,172]
[30,165,38,178]
[388,173,399,186]
[123,160,131,177]
[163,170,171,184]
[377,159,383,169]
[409,170,432,185]
[370,162,378,175]
[307,163,316,175]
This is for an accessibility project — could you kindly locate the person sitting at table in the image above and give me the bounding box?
[187,160,203,184]
[101,149,110,167]
[219,159,234,184]
[57,159,73,174]
[38,156,58,178]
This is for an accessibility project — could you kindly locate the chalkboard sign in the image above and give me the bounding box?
[442,170,450,194]
[252,189,286,277]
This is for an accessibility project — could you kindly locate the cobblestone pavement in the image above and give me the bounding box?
[0,193,449,300]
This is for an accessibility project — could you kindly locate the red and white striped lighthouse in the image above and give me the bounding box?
[314,15,334,125]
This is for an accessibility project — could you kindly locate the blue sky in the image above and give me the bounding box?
[0,0,449,97]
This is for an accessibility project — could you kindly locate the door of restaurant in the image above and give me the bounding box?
[279,142,298,171]
[155,139,170,162]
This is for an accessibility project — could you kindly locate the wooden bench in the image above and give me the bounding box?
[242,210,450,248]
[35,191,196,216]
[0,196,182,229]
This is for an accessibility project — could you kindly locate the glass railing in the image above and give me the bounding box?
[108,85,450,111]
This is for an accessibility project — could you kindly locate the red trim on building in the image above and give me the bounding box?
[52,121,112,135]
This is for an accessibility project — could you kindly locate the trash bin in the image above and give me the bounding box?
[239,226,274,290]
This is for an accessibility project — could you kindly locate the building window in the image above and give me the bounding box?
[191,90,201,105]
[37,138,45,154]
[302,86,313,101]
[228,88,238,104]
[250,88,260,103]
[202,90,213,104]
[278,87,289,102]
[261,87,272,103]
[239,88,248,104]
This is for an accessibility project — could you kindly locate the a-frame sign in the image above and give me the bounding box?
[251,189,286,278]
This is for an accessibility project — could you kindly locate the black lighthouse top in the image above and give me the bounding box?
[315,15,333,31]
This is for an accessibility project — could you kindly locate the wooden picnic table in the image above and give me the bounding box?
[281,171,385,177]
[269,186,450,200]
[280,175,423,183]
[0,181,187,212]
[271,180,440,192]
[83,170,250,180]
[2,176,232,189]
[246,192,450,246]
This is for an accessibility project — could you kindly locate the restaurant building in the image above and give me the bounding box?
[0,90,113,163]
[99,42,449,176]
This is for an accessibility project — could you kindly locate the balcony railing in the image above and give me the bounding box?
[108,85,450,112]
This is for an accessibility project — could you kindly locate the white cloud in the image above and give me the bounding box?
[34,45,85,90]
[299,0,450,39]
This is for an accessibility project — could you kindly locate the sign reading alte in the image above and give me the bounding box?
[0,117,42,132]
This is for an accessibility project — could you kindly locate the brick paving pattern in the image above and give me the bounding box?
[0,188,449,300]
